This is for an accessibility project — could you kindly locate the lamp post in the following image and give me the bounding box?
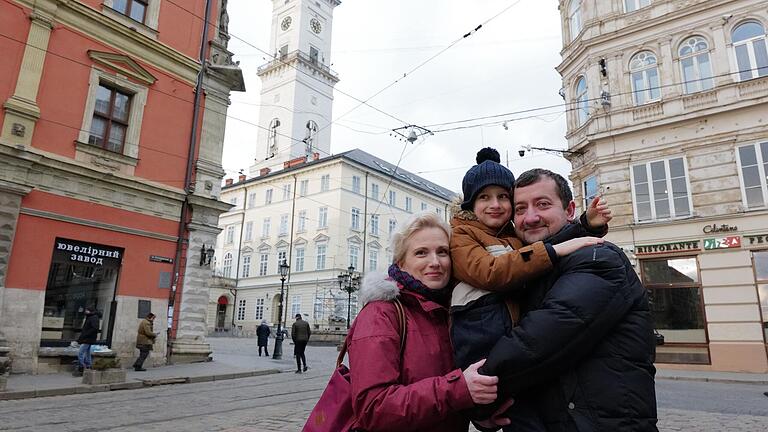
[338,265,359,329]
[272,260,290,360]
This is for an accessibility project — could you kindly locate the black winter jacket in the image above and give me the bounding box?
[256,323,271,346]
[479,226,658,432]
[78,313,100,344]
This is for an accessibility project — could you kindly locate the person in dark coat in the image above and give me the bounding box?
[256,319,271,356]
[133,312,156,371]
[291,314,311,373]
[477,169,658,431]
[75,306,100,375]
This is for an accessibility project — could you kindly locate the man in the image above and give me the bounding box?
[75,307,99,376]
[291,313,311,373]
[133,312,156,372]
[479,169,657,431]
[256,319,271,357]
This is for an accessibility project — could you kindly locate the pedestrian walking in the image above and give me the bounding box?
[256,319,271,356]
[74,306,100,376]
[291,313,311,373]
[133,312,156,371]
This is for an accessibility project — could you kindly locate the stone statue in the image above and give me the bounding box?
[219,0,230,35]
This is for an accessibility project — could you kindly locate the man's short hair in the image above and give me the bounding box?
[515,168,573,209]
[295,313,302,319]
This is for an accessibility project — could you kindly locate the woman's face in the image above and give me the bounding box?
[398,227,451,290]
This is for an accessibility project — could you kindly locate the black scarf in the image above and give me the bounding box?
[388,263,451,306]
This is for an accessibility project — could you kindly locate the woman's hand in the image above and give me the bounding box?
[586,196,612,227]
[553,236,604,257]
[463,359,498,405]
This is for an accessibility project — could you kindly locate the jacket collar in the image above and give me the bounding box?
[359,271,447,313]
[450,209,516,237]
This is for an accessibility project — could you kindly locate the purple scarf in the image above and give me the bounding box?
[388,263,450,305]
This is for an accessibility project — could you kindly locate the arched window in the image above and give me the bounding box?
[267,118,280,158]
[630,51,661,105]
[679,36,713,94]
[569,1,582,41]
[575,76,588,126]
[222,252,233,278]
[625,0,651,13]
[304,120,318,155]
[732,21,768,81]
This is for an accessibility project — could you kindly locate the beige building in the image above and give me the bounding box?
[558,0,768,372]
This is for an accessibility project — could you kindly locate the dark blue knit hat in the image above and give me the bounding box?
[461,148,515,211]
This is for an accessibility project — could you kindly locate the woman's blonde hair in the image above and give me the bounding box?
[390,212,451,265]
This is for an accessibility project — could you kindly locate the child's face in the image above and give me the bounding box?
[472,185,513,230]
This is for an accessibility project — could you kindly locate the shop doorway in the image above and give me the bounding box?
[216,296,228,331]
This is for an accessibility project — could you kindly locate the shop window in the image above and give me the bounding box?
[641,257,709,364]
[41,238,124,347]
[754,250,768,342]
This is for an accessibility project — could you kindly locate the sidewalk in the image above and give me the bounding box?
[656,367,768,385]
[1,337,340,401]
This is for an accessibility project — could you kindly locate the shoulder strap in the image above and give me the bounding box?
[335,297,408,368]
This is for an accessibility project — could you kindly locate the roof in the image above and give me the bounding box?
[224,148,457,201]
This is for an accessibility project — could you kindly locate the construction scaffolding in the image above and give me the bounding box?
[313,279,358,331]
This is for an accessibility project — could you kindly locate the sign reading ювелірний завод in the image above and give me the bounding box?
[54,238,124,267]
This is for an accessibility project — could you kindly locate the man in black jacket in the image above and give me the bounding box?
[479,169,657,431]
[75,307,100,376]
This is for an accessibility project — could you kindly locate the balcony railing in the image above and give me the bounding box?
[257,49,339,80]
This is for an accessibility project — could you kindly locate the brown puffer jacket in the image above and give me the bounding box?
[136,318,156,349]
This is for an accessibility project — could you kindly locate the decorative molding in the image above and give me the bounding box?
[682,89,718,110]
[632,102,664,121]
[88,51,157,85]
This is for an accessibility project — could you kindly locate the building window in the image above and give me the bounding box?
[630,51,661,105]
[318,207,328,229]
[265,189,273,205]
[225,226,235,244]
[282,183,292,201]
[386,249,393,266]
[369,248,379,271]
[299,179,309,197]
[255,298,265,321]
[244,221,253,242]
[237,299,246,321]
[641,257,708,364]
[388,190,396,207]
[295,247,305,272]
[262,217,271,238]
[229,197,238,208]
[679,36,714,94]
[279,214,289,236]
[370,183,379,199]
[405,197,413,213]
[568,0,582,41]
[291,295,301,318]
[371,214,379,235]
[223,252,233,278]
[421,202,427,211]
[351,208,361,230]
[583,175,599,210]
[241,255,251,278]
[631,157,691,222]
[352,176,361,194]
[575,76,588,126]
[320,174,330,192]
[737,141,768,209]
[732,21,768,81]
[624,0,650,13]
[247,193,256,208]
[277,250,287,272]
[349,244,359,269]
[436,207,443,217]
[389,219,397,236]
[112,0,147,23]
[297,210,307,232]
[259,253,268,276]
[267,118,280,158]
[316,244,327,270]
[88,84,131,153]
[102,0,160,35]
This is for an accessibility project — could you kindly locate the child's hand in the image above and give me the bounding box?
[586,196,612,227]
[553,237,604,257]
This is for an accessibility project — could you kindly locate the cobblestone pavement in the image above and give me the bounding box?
[1,340,767,431]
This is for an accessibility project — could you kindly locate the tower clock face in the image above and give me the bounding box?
[310,18,322,34]
[281,16,292,31]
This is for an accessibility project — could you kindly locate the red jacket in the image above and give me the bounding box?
[349,272,474,432]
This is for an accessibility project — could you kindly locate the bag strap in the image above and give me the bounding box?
[336,297,407,368]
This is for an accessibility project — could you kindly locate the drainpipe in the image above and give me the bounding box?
[167,0,214,361]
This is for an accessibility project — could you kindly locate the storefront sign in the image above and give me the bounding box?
[703,236,741,250]
[150,255,174,264]
[745,234,768,245]
[55,238,122,266]
[702,223,738,234]
[635,241,700,255]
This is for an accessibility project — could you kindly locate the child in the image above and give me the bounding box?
[450,148,611,374]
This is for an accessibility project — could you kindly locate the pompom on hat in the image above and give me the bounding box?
[460,148,515,211]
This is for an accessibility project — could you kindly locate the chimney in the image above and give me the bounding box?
[238,174,246,183]
[224,178,233,186]
[284,156,307,169]
[259,167,271,176]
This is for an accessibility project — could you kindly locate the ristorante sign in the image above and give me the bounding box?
[635,241,701,255]
[54,238,124,267]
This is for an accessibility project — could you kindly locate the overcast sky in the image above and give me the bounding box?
[222,0,572,194]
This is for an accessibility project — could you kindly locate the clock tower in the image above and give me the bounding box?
[249,0,341,175]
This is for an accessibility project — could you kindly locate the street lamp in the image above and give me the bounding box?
[272,260,290,360]
[338,265,359,329]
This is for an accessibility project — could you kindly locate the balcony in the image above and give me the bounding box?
[257,50,339,83]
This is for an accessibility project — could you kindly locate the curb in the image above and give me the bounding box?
[656,376,768,386]
[0,368,282,401]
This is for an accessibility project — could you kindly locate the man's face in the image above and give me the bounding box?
[513,177,576,244]
[472,185,513,230]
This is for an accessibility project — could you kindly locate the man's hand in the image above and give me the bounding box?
[553,236,604,257]
[463,359,499,405]
[474,398,515,430]
[586,196,612,227]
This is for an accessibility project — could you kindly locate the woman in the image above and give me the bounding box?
[348,212,501,431]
